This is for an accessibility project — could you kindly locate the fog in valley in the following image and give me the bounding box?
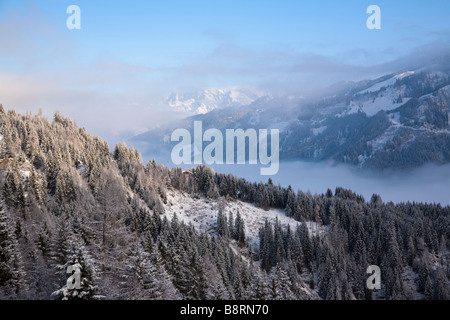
[212,161,450,206]
[144,152,450,206]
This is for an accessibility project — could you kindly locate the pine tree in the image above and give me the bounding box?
[291,231,304,273]
[51,213,72,265]
[259,220,273,271]
[51,236,101,300]
[252,272,269,300]
[153,198,165,215]
[228,211,234,238]
[37,222,51,256]
[235,211,245,246]
[126,243,163,299]
[424,275,433,300]
[433,267,449,300]
[2,166,19,208]
[55,167,77,205]
[268,265,295,300]
[169,240,194,298]
[0,200,25,295]
[149,244,180,299]
[29,168,47,206]
[298,223,313,271]
[45,149,62,193]
[190,249,208,300]
[216,210,229,238]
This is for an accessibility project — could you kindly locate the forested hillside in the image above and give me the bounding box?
[0,106,448,300]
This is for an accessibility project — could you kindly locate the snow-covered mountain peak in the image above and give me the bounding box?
[166,87,266,115]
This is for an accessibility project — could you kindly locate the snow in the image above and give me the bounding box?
[342,92,410,117]
[390,112,401,126]
[248,112,261,126]
[0,134,3,141]
[17,160,32,179]
[20,169,31,179]
[367,126,398,153]
[312,126,327,136]
[357,71,414,95]
[341,101,361,116]
[358,77,397,94]
[163,190,326,252]
[394,70,415,80]
[166,87,265,115]
[346,71,416,117]
[417,104,426,121]
[363,96,410,117]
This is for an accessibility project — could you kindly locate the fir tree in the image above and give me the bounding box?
[0,200,25,295]
[51,236,101,300]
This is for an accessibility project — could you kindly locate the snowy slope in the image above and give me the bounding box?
[343,71,416,116]
[357,77,397,95]
[154,189,323,299]
[357,71,415,95]
[348,96,411,117]
[162,190,326,252]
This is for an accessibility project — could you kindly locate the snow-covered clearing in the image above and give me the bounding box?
[163,190,326,252]
[357,71,414,95]
[344,96,410,117]
[358,77,397,94]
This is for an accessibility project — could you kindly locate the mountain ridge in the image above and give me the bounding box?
[165,87,267,115]
[130,64,450,170]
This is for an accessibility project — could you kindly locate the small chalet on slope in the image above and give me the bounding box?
[182,169,192,180]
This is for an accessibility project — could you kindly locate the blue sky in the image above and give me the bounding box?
[0,0,449,143]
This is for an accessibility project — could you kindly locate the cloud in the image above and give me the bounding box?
[0,2,77,70]
[0,3,176,144]
[1,2,450,147]
[3,35,449,144]
[159,35,450,96]
[207,161,450,206]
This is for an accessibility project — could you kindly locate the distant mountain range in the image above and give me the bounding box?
[130,62,450,170]
[165,87,267,115]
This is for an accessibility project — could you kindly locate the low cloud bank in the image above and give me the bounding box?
[207,160,450,206]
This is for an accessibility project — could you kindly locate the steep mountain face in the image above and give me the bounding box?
[166,87,266,115]
[129,95,302,164]
[1,108,448,300]
[131,66,450,170]
[282,68,450,169]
